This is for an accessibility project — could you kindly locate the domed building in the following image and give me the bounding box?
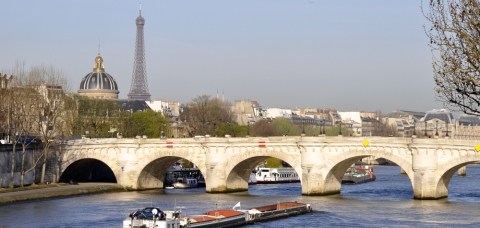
[78,53,119,99]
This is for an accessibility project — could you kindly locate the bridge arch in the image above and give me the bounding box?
[60,148,120,183]
[133,148,207,190]
[318,147,413,196]
[224,147,302,192]
[59,158,116,183]
[434,155,480,198]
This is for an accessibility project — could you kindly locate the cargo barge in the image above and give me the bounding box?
[342,165,376,184]
[123,202,311,228]
[180,201,312,228]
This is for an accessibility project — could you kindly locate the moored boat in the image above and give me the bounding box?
[255,168,300,184]
[173,177,198,189]
[342,165,376,184]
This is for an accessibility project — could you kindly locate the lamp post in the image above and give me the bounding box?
[226,122,230,136]
[143,122,147,136]
[129,121,133,138]
[435,120,439,136]
[319,120,324,135]
[424,121,427,137]
[247,121,250,137]
[446,122,449,137]
[412,120,416,136]
[137,122,140,137]
[302,118,305,135]
[339,121,342,136]
[161,123,165,138]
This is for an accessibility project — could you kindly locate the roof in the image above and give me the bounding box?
[117,99,151,112]
[457,114,480,126]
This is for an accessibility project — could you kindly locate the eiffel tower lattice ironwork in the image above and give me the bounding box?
[128,5,151,101]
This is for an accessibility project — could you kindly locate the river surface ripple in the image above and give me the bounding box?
[1,165,480,227]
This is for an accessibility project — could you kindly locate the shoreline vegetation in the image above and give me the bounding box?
[0,183,126,205]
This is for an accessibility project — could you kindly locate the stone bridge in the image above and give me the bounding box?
[60,136,480,199]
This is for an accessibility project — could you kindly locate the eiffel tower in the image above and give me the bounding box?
[128,4,151,101]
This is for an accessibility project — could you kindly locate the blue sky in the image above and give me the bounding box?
[0,1,441,113]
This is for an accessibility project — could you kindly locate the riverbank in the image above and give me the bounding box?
[0,182,125,205]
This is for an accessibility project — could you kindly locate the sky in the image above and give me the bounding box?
[0,0,442,113]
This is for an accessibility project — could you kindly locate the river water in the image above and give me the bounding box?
[1,165,480,227]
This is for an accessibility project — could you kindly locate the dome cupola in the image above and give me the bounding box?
[78,53,119,99]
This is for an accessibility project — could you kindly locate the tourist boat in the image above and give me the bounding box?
[165,163,205,188]
[173,177,198,189]
[342,165,376,184]
[255,167,300,184]
[178,201,312,228]
[122,207,183,228]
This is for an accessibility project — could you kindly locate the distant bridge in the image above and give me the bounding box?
[60,136,480,199]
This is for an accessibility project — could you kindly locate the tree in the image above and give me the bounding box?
[28,64,70,184]
[271,118,300,136]
[131,110,168,138]
[424,0,480,115]
[180,95,235,137]
[252,119,281,137]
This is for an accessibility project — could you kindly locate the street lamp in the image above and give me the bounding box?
[446,122,449,137]
[161,123,165,138]
[412,120,416,136]
[319,120,323,135]
[226,122,231,136]
[302,118,305,135]
[143,122,147,136]
[137,122,140,137]
[129,121,133,138]
[424,121,427,137]
[339,121,342,136]
[435,120,439,136]
[247,121,250,137]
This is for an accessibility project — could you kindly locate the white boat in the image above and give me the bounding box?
[256,167,300,184]
[164,162,205,188]
[173,177,198,189]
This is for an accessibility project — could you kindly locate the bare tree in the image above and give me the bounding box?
[180,95,235,137]
[5,61,29,187]
[28,64,70,184]
[424,0,480,115]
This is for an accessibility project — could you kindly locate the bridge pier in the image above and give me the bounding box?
[300,144,340,196]
[204,145,229,193]
[412,147,447,199]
